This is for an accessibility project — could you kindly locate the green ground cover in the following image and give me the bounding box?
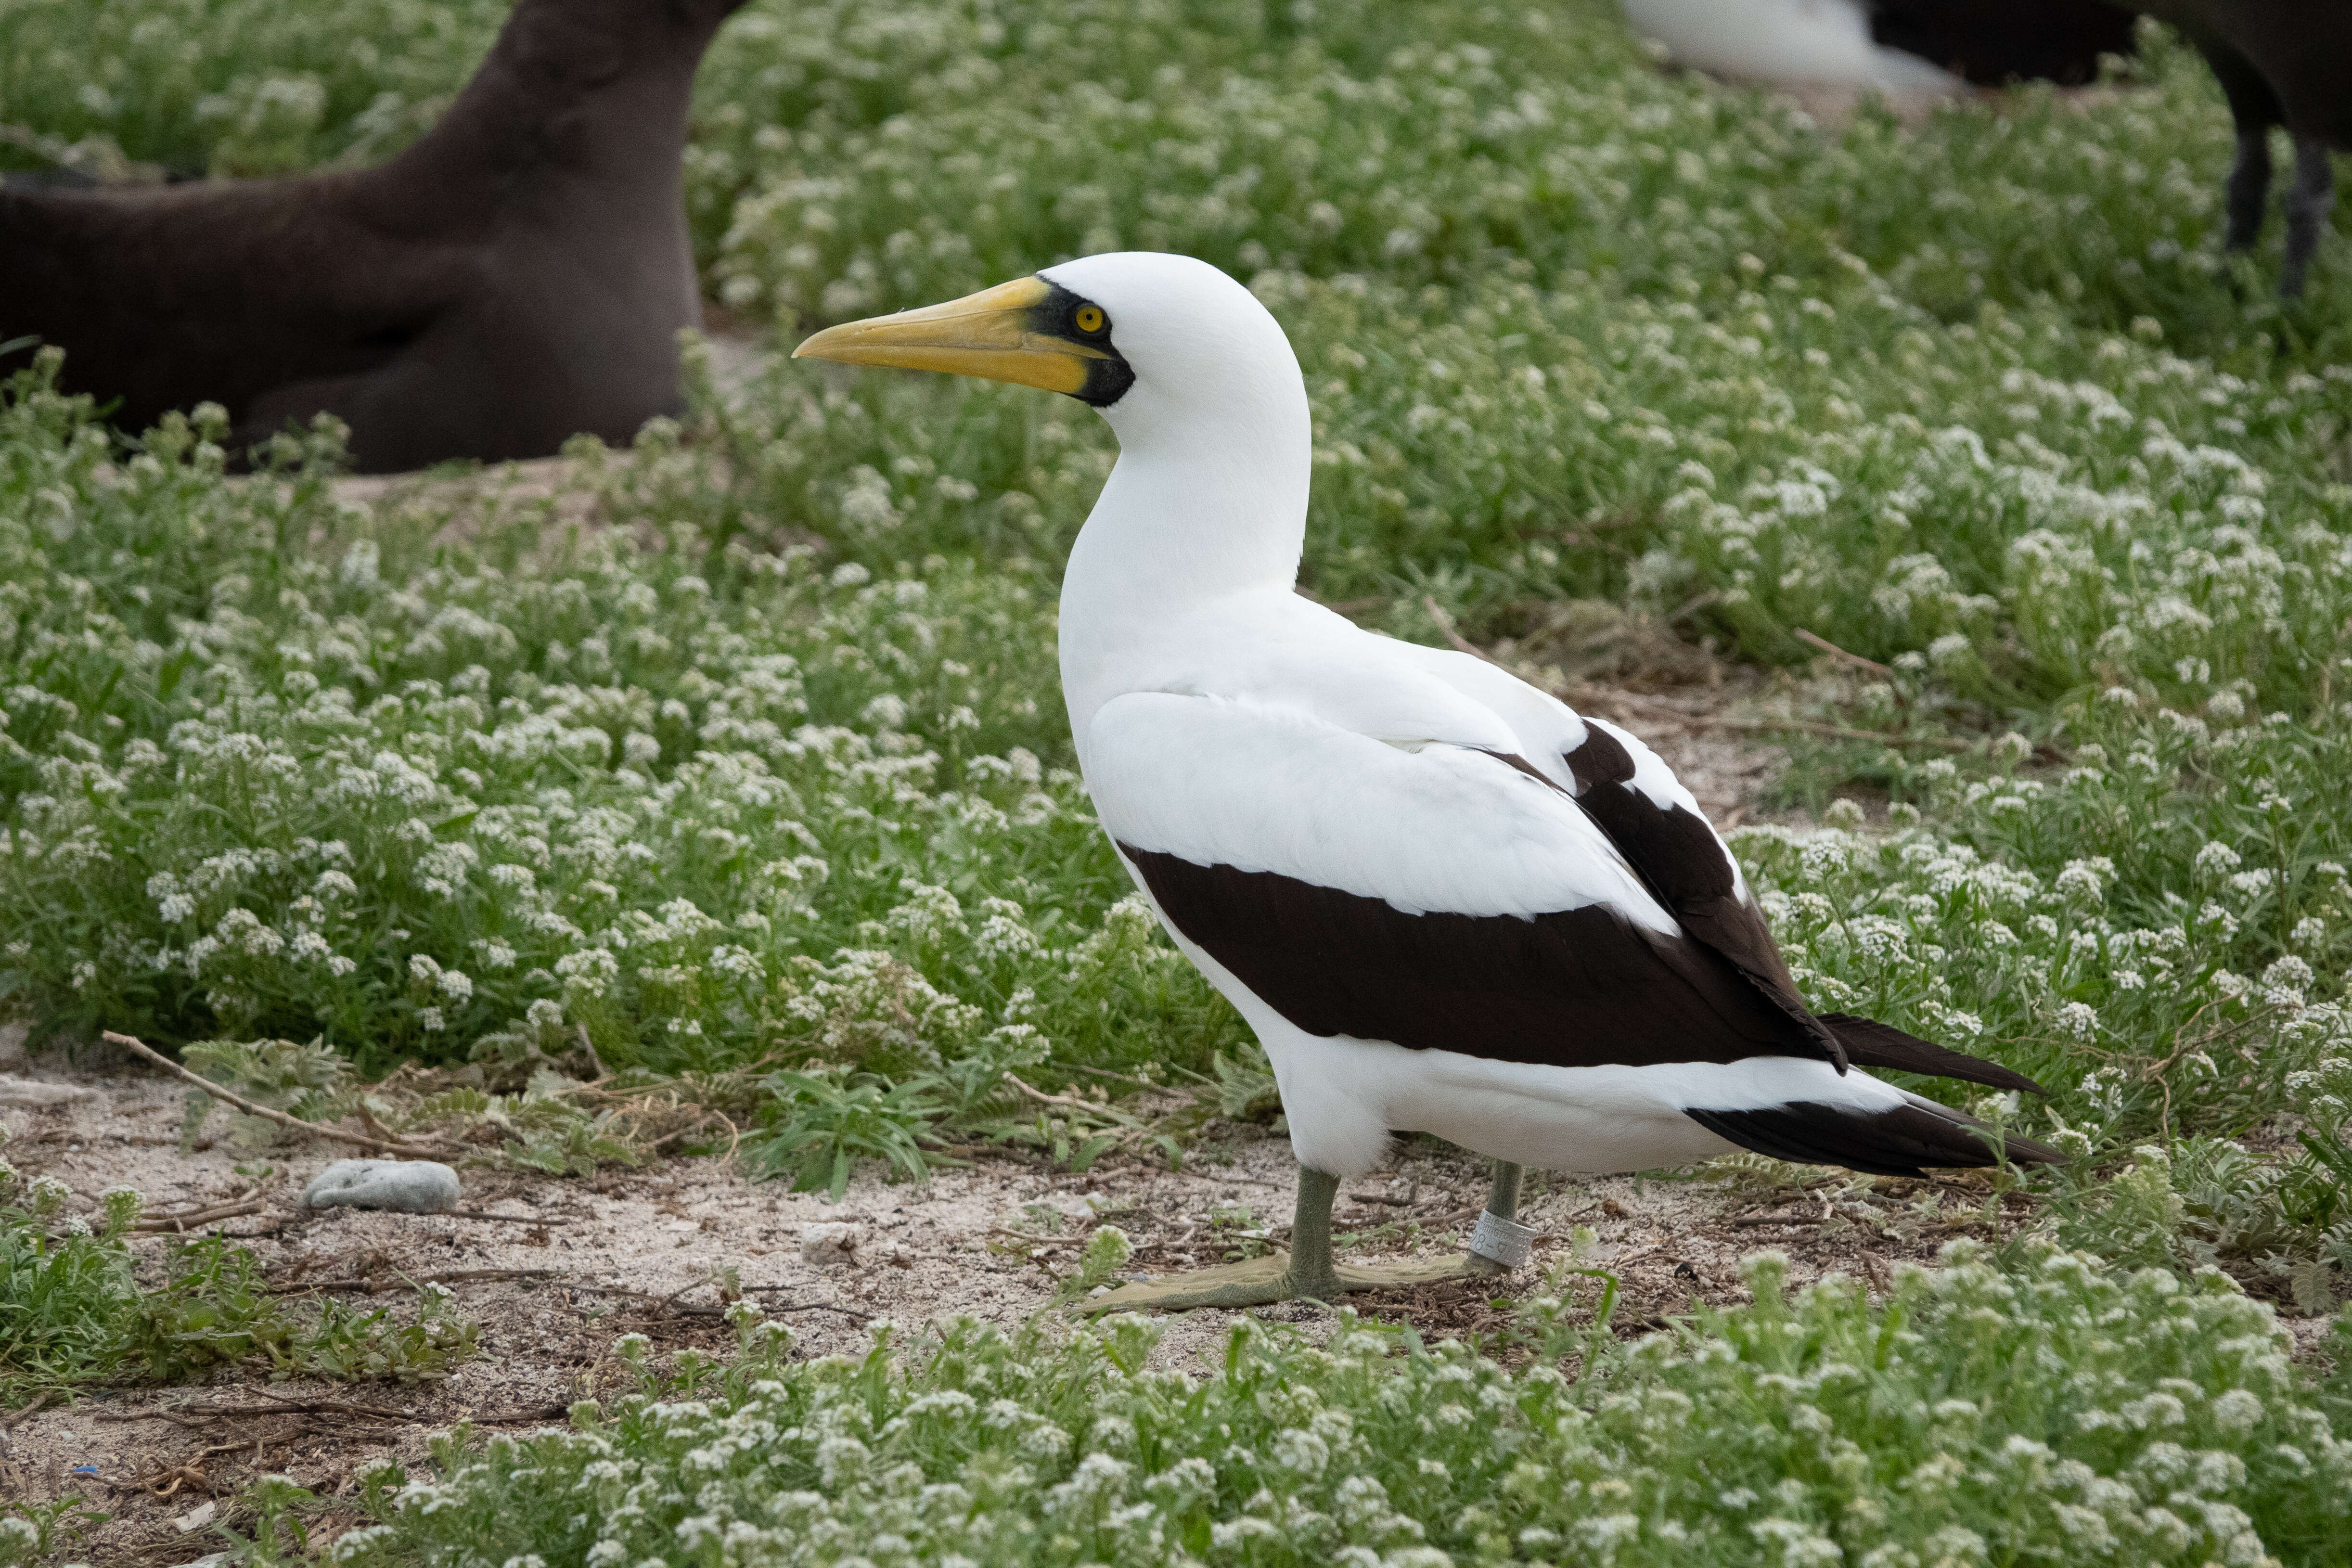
[7,0,2352,1561]
[0,1126,476,1405]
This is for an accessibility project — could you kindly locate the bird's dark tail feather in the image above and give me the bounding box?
[1686,1100,2066,1179]
[1818,1012,2047,1097]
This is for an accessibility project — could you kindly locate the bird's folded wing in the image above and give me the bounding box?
[1557,716,1849,1061]
[1400,647,1845,1067]
[1083,691,1839,1072]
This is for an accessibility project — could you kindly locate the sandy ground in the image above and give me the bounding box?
[3,1017,2047,1567]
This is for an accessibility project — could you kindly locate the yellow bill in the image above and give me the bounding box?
[793,275,1110,396]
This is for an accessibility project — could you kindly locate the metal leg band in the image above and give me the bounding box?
[1467,1210,1536,1269]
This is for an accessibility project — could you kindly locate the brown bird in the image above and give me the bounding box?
[0,0,749,472]
[2109,0,2352,296]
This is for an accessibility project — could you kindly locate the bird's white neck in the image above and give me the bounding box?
[1057,375,1311,730]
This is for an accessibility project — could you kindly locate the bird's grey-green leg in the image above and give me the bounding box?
[1487,1159,1524,1221]
[1280,1166,1345,1298]
[1083,1162,1491,1313]
[1466,1159,1535,1277]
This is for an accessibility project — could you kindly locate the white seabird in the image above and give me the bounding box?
[1619,0,2137,94]
[796,252,2059,1309]
[1621,0,1964,92]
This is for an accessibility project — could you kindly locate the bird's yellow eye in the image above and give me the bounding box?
[1074,305,1107,335]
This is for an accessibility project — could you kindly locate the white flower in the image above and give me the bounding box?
[216,908,283,957]
[2194,840,2242,876]
[2227,869,2274,900]
[340,540,381,588]
[2261,956,2313,1005]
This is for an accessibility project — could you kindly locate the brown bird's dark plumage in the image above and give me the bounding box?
[0,0,749,472]
[2108,0,2352,296]
[1870,0,2136,88]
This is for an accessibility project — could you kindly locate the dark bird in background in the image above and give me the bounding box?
[2107,0,2352,297]
[1870,0,2137,87]
[1618,0,2134,95]
[0,0,750,473]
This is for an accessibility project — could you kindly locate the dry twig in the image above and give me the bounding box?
[1794,627,1896,678]
[990,1225,1082,1250]
[101,1031,456,1158]
[1002,1074,1104,1111]
[97,1393,416,1424]
[739,1287,873,1321]
[131,1194,266,1234]
[571,1283,727,1318]
[272,1266,563,1295]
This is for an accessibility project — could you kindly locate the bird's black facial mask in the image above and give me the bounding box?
[1036,279,1136,407]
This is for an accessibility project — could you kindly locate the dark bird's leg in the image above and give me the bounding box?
[1466,1160,1535,1277]
[2282,137,2336,299]
[2186,35,2286,276]
[2223,126,2273,253]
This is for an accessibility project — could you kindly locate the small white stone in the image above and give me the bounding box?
[799,1221,862,1264]
[302,1158,461,1214]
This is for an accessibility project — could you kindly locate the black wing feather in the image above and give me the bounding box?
[1119,843,1834,1073]
[1688,1102,2065,1177]
[1561,723,1850,1069]
[1820,1013,2048,1096]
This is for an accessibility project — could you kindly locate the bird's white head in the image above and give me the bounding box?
[794,253,1315,666]
[792,250,1307,461]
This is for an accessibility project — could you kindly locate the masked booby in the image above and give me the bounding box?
[796,253,2060,1310]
